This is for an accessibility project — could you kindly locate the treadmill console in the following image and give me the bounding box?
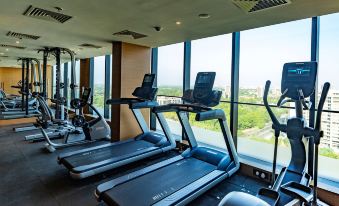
[281,62,317,100]
[183,72,221,107]
[132,74,158,101]
[82,87,92,103]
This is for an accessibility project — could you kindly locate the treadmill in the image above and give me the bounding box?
[95,72,240,206]
[58,74,176,179]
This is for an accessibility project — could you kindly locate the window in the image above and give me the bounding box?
[237,19,311,165]
[93,56,106,116]
[75,59,80,98]
[189,34,232,150]
[156,43,184,138]
[318,13,339,181]
[109,55,112,119]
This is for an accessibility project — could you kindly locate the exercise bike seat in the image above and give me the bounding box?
[218,191,270,206]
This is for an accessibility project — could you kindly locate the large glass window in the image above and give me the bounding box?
[237,19,311,165]
[156,43,184,138]
[93,56,105,116]
[189,34,232,150]
[75,60,80,98]
[318,13,339,181]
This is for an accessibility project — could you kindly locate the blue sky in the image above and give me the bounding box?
[92,13,339,90]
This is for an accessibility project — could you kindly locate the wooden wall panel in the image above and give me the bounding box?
[0,66,52,97]
[120,43,151,140]
[111,42,151,141]
[80,59,91,113]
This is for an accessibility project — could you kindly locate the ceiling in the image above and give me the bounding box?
[0,0,339,67]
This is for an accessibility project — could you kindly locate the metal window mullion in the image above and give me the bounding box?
[309,16,320,177]
[104,55,111,119]
[182,41,191,140]
[89,57,95,114]
[150,48,158,130]
[183,41,191,92]
[230,32,240,149]
[63,62,69,107]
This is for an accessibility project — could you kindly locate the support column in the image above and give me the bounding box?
[111,42,151,141]
[80,58,91,113]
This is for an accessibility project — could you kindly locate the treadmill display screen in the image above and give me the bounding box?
[144,75,153,83]
[197,75,211,84]
[82,89,90,100]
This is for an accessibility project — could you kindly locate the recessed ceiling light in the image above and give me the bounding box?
[5,48,9,51]
[198,13,210,19]
[175,21,181,25]
[0,53,4,55]
[16,41,20,44]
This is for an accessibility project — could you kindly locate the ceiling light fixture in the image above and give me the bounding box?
[198,13,210,19]
[16,41,20,44]
[175,21,181,25]
[5,48,9,51]
[0,53,4,55]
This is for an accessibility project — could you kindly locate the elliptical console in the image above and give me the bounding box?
[281,62,317,100]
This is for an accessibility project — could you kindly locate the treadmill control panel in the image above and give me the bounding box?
[281,62,317,100]
[132,74,158,100]
[193,72,216,101]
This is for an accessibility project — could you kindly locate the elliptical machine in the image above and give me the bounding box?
[219,62,330,206]
[40,87,110,152]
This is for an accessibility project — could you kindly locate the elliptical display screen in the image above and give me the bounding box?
[281,62,317,100]
[287,68,311,77]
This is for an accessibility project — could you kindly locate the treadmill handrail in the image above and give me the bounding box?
[153,103,211,113]
[106,98,142,105]
[130,101,158,109]
[196,109,226,121]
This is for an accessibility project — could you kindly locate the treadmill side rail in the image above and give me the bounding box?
[95,155,184,200]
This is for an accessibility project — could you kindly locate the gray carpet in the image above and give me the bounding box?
[0,123,267,206]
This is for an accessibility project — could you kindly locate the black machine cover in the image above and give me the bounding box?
[182,72,221,107]
[132,74,157,101]
[281,62,317,100]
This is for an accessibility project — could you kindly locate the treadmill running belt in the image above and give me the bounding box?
[63,140,156,168]
[102,158,217,206]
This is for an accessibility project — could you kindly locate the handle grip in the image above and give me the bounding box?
[263,81,280,127]
[315,82,330,131]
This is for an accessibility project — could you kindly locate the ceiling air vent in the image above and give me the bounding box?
[79,43,102,49]
[232,0,291,13]
[6,31,41,40]
[0,44,26,49]
[113,30,147,39]
[23,5,72,23]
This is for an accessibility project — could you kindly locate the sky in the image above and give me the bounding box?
[89,12,339,90]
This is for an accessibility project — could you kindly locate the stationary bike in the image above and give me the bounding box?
[219,62,330,206]
[40,87,111,152]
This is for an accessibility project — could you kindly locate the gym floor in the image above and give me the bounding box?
[0,123,267,206]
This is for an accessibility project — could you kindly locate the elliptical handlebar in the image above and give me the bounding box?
[315,82,330,141]
[263,81,281,128]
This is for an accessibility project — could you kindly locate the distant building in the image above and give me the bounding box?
[157,96,182,105]
[320,89,339,152]
[224,85,231,99]
[256,86,263,98]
